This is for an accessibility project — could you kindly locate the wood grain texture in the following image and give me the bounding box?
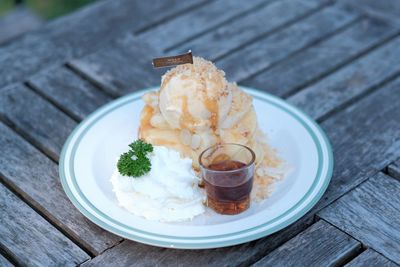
[83,214,314,267]
[0,183,89,266]
[288,35,400,120]
[314,76,400,212]
[69,0,280,95]
[0,0,205,88]
[343,0,400,24]
[69,36,161,96]
[216,4,360,82]
[0,122,121,255]
[136,0,269,51]
[0,254,13,267]
[242,17,399,97]
[70,3,359,96]
[0,84,76,161]
[344,249,398,267]
[170,0,322,60]
[82,241,166,267]
[28,66,111,121]
[318,172,400,263]
[253,220,361,267]
[388,159,400,180]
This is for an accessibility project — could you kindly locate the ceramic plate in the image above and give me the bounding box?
[60,86,333,249]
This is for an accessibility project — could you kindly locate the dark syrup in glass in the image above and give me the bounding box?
[204,160,253,215]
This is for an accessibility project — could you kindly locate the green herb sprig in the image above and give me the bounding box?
[117,140,153,177]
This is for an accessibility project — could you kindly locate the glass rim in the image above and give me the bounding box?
[198,143,256,173]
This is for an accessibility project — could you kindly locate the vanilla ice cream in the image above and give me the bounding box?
[111,146,205,222]
[159,57,232,132]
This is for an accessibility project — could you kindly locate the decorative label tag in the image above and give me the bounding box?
[152,51,193,68]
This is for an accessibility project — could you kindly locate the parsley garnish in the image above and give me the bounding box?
[117,140,153,177]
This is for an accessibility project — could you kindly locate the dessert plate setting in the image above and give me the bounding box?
[60,85,333,249]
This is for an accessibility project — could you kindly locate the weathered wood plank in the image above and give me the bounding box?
[216,4,360,82]
[82,241,166,267]
[136,0,269,51]
[0,254,13,267]
[0,0,206,88]
[242,17,399,97]
[0,84,76,161]
[69,0,279,95]
[0,183,89,266]
[169,0,323,60]
[160,215,316,266]
[253,220,361,267]
[288,35,400,120]
[315,76,400,210]
[69,3,359,96]
[69,36,161,96]
[342,0,400,24]
[0,122,121,255]
[28,66,111,121]
[388,159,400,180]
[319,172,400,263]
[344,249,398,267]
[82,214,314,267]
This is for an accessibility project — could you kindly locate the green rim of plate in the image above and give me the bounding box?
[59,86,334,249]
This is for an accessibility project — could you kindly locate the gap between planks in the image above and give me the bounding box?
[134,0,214,35]
[317,172,400,264]
[0,110,58,165]
[280,27,400,99]
[164,0,282,53]
[236,15,362,85]
[0,244,19,267]
[25,81,82,123]
[317,219,368,266]
[64,63,120,100]
[26,64,115,122]
[0,155,96,258]
[316,69,400,123]
[249,219,362,266]
[309,174,400,266]
[315,170,395,244]
[0,0,209,90]
[205,0,336,63]
[386,160,400,181]
[0,100,116,256]
[340,0,400,27]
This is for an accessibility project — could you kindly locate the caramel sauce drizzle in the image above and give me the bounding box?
[179,95,197,131]
[204,96,219,131]
[138,105,154,138]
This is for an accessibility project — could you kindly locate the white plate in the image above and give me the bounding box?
[60,86,333,249]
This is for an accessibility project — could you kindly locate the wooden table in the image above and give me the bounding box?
[1,0,400,266]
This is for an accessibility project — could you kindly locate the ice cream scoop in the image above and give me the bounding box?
[159,57,232,132]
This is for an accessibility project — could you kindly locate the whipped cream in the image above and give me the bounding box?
[111,146,205,222]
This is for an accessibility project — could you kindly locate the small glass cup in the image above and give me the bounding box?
[199,143,255,215]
